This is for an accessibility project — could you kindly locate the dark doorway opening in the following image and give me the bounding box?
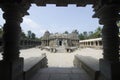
[59,41,62,46]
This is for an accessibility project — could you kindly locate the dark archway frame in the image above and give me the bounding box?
[0,0,120,80]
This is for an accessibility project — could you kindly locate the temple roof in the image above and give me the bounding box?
[42,31,79,40]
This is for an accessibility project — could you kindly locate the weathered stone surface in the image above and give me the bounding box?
[0,58,24,80]
[24,55,48,80]
[30,67,91,80]
[74,55,100,80]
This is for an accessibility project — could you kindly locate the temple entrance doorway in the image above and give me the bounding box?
[59,40,62,46]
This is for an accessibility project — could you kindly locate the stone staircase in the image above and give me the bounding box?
[56,46,66,53]
[30,67,91,80]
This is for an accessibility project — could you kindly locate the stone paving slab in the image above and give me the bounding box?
[75,48,103,59]
[49,73,69,80]
[30,67,91,80]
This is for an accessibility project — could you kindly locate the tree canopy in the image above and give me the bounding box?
[63,31,69,34]
[79,27,102,40]
[21,30,38,40]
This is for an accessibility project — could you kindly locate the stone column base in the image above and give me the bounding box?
[99,59,120,80]
[0,58,24,80]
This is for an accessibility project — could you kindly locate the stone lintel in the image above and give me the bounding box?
[33,0,94,7]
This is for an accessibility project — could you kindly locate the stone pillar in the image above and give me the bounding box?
[93,5,120,80]
[0,3,30,80]
[100,7,119,62]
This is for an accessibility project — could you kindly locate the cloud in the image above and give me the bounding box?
[22,17,46,37]
[23,17,39,28]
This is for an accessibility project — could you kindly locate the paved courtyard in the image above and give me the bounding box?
[0,47,103,80]
[0,47,103,67]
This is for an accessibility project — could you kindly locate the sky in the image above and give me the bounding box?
[0,4,101,38]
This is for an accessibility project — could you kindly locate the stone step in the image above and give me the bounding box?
[74,55,100,80]
[30,67,91,80]
[24,55,48,80]
[56,47,66,53]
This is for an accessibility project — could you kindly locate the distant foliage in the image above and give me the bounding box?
[31,33,36,39]
[72,29,79,35]
[62,28,102,40]
[21,31,27,39]
[0,25,40,40]
[79,27,102,40]
[63,31,69,34]
[0,25,103,41]
[21,30,38,40]
[27,30,32,39]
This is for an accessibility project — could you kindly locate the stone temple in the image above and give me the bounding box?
[41,31,79,47]
[41,31,79,52]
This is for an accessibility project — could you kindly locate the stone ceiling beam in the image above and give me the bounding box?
[31,0,95,7]
[93,5,120,24]
[92,0,120,19]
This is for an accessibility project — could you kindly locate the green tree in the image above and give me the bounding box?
[72,29,79,35]
[79,27,102,40]
[93,27,102,38]
[27,30,32,39]
[64,31,69,34]
[21,31,26,39]
[31,33,36,39]
[83,31,88,39]
[88,31,94,39]
[79,33,85,40]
